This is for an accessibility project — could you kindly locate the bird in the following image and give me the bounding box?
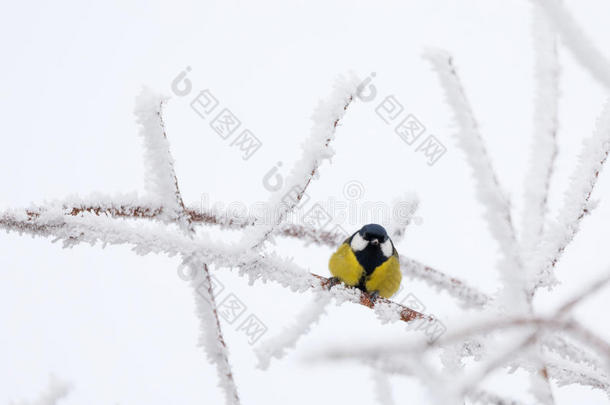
[328,224,401,300]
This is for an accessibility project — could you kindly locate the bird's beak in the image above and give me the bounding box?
[370,239,379,246]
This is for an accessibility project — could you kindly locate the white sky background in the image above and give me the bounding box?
[1,0,610,404]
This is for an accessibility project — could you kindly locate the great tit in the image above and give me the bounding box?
[328,224,401,299]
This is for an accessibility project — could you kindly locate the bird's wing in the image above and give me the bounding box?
[365,255,401,298]
[328,243,364,286]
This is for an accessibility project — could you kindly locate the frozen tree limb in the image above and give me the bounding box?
[458,332,537,400]
[320,270,610,398]
[542,355,610,396]
[371,369,396,405]
[20,200,491,309]
[324,350,532,405]
[542,334,607,375]
[423,49,525,311]
[134,88,193,233]
[10,375,72,405]
[239,75,359,250]
[530,100,610,292]
[186,261,240,405]
[255,293,331,369]
[386,192,419,244]
[467,390,533,405]
[533,0,610,91]
[522,10,561,399]
[4,34,610,402]
[137,90,239,404]
[341,344,607,401]
[527,348,556,405]
[0,208,436,326]
[400,256,490,309]
[522,3,560,255]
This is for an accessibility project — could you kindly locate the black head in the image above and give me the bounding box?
[358,223,389,246]
[351,224,394,275]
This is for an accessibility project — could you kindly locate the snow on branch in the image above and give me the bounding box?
[156,125,241,405]
[255,293,331,370]
[4,19,610,400]
[20,199,491,309]
[543,354,610,396]
[467,390,533,405]
[319,269,610,399]
[400,256,490,309]
[521,3,560,255]
[423,49,525,311]
[322,348,533,405]
[371,369,396,405]
[238,74,359,250]
[533,0,610,91]
[135,88,193,233]
[386,192,419,244]
[186,260,240,404]
[0,208,436,326]
[542,335,608,376]
[530,100,610,292]
[11,375,72,405]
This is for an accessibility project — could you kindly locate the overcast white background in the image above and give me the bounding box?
[1,0,610,404]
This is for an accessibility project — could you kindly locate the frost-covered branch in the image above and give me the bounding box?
[542,334,608,375]
[533,0,610,91]
[371,369,396,405]
[467,390,533,405]
[386,192,419,244]
[530,100,610,292]
[522,10,562,401]
[142,107,243,405]
[320,269,610,397]
[186,261,240,405]
[21,200,490,309]
[424,49,525,310]
[400,256,490,309]
[239,75,359,250]
[0,208,435,326]
[521,3,559,255]
[10,375,72,405]
[135,88,194,233]
[542,354,610,396]
[255,293,331,369]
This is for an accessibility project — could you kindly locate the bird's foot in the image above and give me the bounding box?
[326,277,342,290]
[367,290,380,305]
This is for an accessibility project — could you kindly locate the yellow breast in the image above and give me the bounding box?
[329,243,402,298]
[328,243,364,286]
[365,255,401,298]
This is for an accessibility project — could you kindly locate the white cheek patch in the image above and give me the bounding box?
[381,239,393,257]
[350,233,368,251]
